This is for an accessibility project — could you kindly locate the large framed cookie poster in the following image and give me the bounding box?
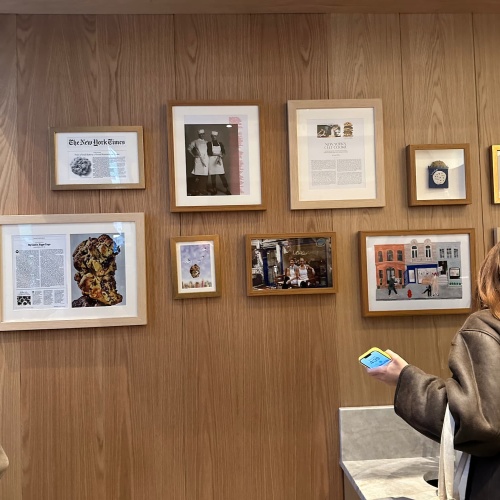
[50,126,145,190]
[0,213,147,331]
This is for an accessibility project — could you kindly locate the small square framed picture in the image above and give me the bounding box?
[406,144,471,206]
[170,235,221,299]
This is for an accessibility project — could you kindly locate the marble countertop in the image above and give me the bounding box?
[339,406,440,500]
[341,456,439,500]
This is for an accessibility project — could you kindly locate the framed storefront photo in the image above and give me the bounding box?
[359,229,475,317]
[406,144,471,206]
[287,98,385,209]
[167,101,265,212]
[50,126,145,190]
[246,233,337,296]
[0,213,147,331]
[170,235,221,299]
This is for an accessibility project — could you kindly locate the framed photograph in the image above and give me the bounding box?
[167,101,264,212]
[50,126,145,190]
[246,233,337,296]
[170,235,221,299]
[491,145,500,204]
[359,229,476,317]
[406,144,471,206]
[287,99,385,210]
[0,213,147,331]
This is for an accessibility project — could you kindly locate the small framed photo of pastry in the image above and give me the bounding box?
[170,235,221,299]
[50,126,145,190]
[406,144,471,206]
[0,213,147,331]
[167,101,265,212]
[245,233,338,296]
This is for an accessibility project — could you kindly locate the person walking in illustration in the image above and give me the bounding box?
[388,276,398,296]
[207,131,231,195]
[187,128,209,195]
[422,284,432,297]
[431,272,439,296]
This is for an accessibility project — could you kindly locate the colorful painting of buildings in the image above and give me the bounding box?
[374,238,462,291]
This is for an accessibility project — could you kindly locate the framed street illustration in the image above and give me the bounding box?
[287,99,385,209]
[0,213,147,331]
[170,235,221,299]
[167,101,265,212]
[406,144,471,206]
[50,126,145,190]
[359,229,475,317]
[246,233,337,296]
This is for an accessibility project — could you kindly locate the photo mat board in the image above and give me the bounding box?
[359,229,475,317]
[287,99,385,209]
[170,235,221,299]
[0,213,147,331]
[246,233,338,296]
[50,126,145,190]
[168,101,264,212]
[406,144,471,206]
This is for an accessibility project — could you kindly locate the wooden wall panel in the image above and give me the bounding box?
[399,14,483,378]
[174,13,341,500]
[0,14,21,500]
[96,15,183,500]
[327,14,410,406]
[473,14,500,250]
[0,11,496,500]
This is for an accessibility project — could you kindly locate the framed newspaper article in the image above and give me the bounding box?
[287,99,385,209]
[170,235,221,299]
[167,101,265,212]
[50,126,145,190]
[0,213,147,331]
[359,229,475,317]
[245,233,338,296]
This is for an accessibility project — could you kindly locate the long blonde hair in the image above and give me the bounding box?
[477,242,500,319]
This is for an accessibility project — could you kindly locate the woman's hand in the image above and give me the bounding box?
[365,349,408,386]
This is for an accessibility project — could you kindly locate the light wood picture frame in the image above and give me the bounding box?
[50,126,145,190]
[246,233,338,296]
[167,101,265,212]
[491,145,500,204]
[0,213,147,331]
[406,144,471,206]
[359,229,475,317]
[287,98,385,209]
[170,235,221,299]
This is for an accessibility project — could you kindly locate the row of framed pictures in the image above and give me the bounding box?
[0,214,478,332]
[50,100,500,211]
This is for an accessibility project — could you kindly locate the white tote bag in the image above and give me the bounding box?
[438,404,470,500]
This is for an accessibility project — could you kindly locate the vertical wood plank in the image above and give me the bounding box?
[399,13,483,379]
[97,15,183,500]
[0,14,21,500]
[473,14,500,251]
[17,14,105,500]
[328,14,410,406]
[175,13,341,500]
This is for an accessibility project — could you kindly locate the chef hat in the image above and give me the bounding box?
[198,128,205,133]
[211,131,219,136]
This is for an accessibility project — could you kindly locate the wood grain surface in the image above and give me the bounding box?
[0,11,497,500]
